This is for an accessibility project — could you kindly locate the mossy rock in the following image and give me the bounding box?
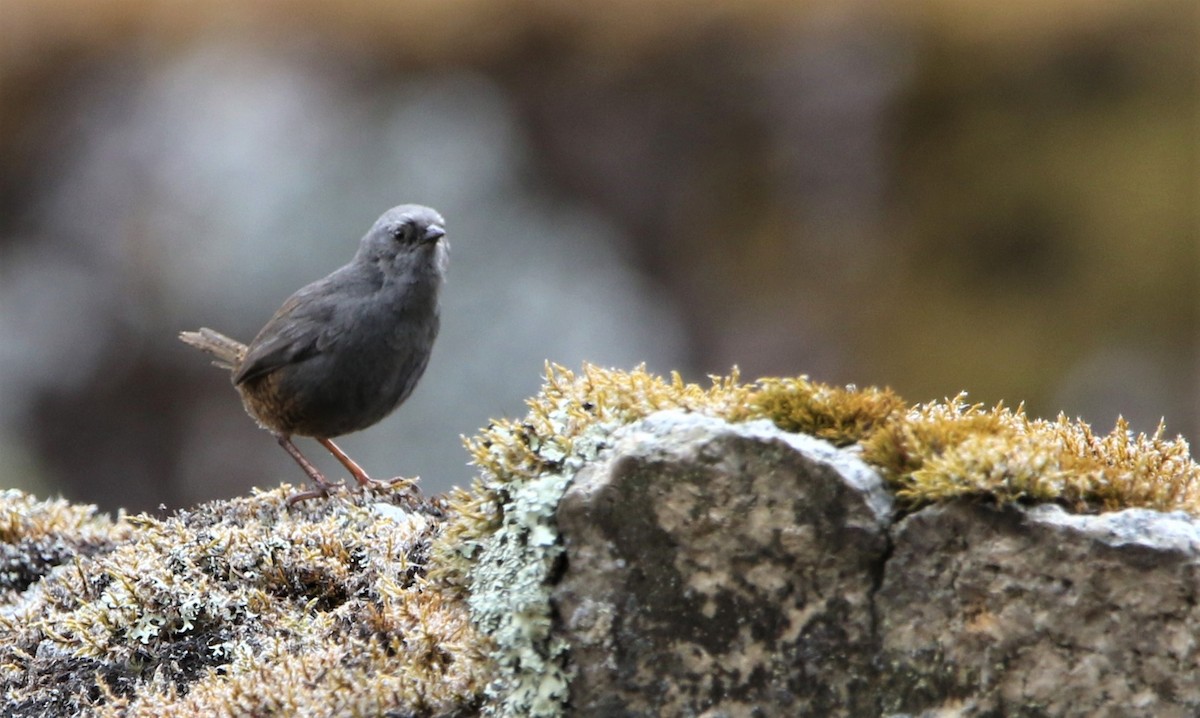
[3,364,1196,717]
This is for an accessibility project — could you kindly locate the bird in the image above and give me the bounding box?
[180,204,447,503]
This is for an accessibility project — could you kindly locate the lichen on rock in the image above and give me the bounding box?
[878,502,1200,716]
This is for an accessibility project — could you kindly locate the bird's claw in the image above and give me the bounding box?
[286,476,417,506]
[360,476,419,495]
[286,482,340,505]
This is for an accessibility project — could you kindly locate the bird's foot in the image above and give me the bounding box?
[286,476,417,506]
[285,478,345,505]
[358,475,420,496]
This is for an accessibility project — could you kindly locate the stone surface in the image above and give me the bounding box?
[551,411,894,716]
[878,502,1200,718]
[550,411,1200,717]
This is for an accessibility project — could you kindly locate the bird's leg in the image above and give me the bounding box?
[318,437,414,493]
[275,433,339,504]
[317,438,376,487]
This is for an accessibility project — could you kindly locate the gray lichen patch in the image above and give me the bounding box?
[460,401,625,716]
[0,485,492,717]
[467,471,573,717]
[444,367,749,717]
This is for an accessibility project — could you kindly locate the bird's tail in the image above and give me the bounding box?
[179,328,248,372]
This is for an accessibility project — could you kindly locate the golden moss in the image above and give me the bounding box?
[431,363,755,588]
[443,363,1200,551]
[752,376,908,446]
[860,394,1028,483]
[863,397,1200,513]
[464,363,752,486]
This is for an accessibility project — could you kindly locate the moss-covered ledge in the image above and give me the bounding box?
[450,363,1200,534]
[2,364,1197,716]
[437,364,1200,716]
[0,487,490,716]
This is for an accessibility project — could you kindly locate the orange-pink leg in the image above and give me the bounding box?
[278,434,411,505]
[318,438,375,487]
[275,434,338,504]
[318,437,415,495]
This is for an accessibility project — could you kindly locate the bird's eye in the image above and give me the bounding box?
[390,222,414,242]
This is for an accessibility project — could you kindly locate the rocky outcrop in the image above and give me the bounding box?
[548,411,1200,717]
[3,404,1198,717]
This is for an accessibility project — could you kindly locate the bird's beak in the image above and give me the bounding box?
[422,225,446,243]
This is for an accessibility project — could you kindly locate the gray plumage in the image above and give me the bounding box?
[179,204,447,500]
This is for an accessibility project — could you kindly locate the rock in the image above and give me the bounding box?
[551,411,894,716]
[878,502,1200,718]
[549,410,1200,717]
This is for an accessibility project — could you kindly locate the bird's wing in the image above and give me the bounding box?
[232,285,339,386]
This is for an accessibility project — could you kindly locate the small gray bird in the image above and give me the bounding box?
[180,204,447,503]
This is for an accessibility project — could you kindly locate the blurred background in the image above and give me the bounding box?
[1,0,1195,513]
